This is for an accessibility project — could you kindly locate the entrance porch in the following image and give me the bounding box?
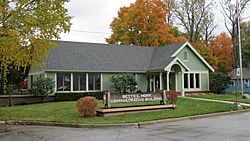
[149,62,188,96]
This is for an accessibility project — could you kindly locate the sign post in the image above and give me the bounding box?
[234,67,242,110]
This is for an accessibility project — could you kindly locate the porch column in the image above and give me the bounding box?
[166,71,170,91]
[160,72,163,90]
[153,75,155,92]
[181,70,185,97]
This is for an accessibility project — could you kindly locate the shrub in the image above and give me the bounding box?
[167,90,178,104]
[55,91,105,101]
[110,73,137,93]
[29,77,55,97]
[77,96,98,117]
[210,63,232,94]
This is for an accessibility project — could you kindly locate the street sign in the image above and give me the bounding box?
[236,68,240,77]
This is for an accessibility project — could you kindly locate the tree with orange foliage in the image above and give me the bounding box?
[209,32,233,72]
[192,41,212,64]
[106,0,187,47]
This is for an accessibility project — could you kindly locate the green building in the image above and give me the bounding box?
[28,41,214,96]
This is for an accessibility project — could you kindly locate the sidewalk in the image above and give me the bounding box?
[185,97,250,107]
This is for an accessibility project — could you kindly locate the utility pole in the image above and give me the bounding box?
[236,0,244,95]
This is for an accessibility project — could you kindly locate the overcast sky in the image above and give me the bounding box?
[59,0,250,44]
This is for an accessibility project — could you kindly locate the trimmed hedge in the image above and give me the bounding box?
[55,91,105,101]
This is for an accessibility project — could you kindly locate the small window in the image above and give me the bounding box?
[184,51,188,61]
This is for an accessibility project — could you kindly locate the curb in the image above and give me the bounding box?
[0,120,138,128]
[1,109,250,128]
[138,109,250,127]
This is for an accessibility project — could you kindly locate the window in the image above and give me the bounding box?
[184,74,188,88]
[184,73,200,89]
[245,79,249,87]
[195,74,200,88]
[155,75,160,89]
[57,73,71,91]
[184,51,188,61]
[190,73,194,88]
[73,74,86,91]
[88,74,101,90]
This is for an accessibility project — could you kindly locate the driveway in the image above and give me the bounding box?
[1,112,250,141]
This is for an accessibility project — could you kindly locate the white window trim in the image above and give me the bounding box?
[86,73,89,91]
[88,73,101,91]
[72,73,87,92]
[183,51,188,61]
[55,72,102,93]
[184,72,202,91]
[54,73,57,92]
[101,73,103,91]
[56,73,72,92]
[70,73,73,92]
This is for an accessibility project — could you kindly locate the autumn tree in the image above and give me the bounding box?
[174,0,215,43]
[220,0,250,67]
[106,0,187,47]
[192,41,212,64]
[209,32,233,72]
[0,0,72,94]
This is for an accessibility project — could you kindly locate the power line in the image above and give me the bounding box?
[70,29,111,35]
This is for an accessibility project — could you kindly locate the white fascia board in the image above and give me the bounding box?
[171,42,215,72]
[44,69,147,73]
[176,58,190,71]
[164,57,190,72]
[28,71,45,75]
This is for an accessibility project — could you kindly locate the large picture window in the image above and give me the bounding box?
[57,73,71,91]
[73,74,86,91]
[184,73,200,89]
[88,74,100,90]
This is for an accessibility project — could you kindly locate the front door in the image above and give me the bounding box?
[155,74,160,93]
[169,72,176,90]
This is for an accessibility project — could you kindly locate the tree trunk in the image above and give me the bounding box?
[0,66,4,95]
[9,84,14,106]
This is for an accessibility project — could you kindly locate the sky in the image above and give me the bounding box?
[59,0,250,44]
[60,0,135,43]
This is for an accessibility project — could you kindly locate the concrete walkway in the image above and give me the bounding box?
[185,96,250,107]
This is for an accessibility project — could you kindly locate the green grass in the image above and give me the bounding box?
[189,94,250,104]
[0,98,234,124]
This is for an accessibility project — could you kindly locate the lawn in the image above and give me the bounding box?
[0,98,234,124]
[189,94,250,104]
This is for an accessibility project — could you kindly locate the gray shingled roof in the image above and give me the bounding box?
[45,41,185,72]
[148,42,186,70]
[229,68,250,79]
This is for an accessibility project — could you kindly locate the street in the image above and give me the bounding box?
[1,112,250,141]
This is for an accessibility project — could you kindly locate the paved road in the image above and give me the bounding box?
[1,112,250,141]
